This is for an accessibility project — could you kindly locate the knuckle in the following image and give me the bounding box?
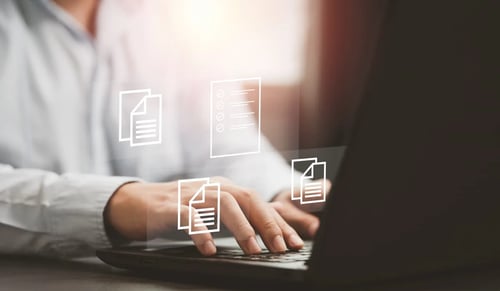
[270,201,284,211]
[236,222,256,238]
[239,231,256,242]
[281,223,296,236]
[219,191,232,201]
[187,185,199,192]
[239,188,257,200]
[262,219,280,234]
[219,192,234,208]
[211,176,231,184]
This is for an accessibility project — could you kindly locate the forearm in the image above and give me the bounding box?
[0,224,96,258]
[0,164,137,256]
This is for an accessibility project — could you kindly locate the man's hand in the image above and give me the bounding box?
[105,177,304,256]
[270,179,332,239]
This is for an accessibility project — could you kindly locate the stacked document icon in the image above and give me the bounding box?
[177,178,221,235]
[291,158,327,205]
[118,89,162,147]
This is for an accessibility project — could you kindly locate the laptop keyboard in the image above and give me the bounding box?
[215,245,312,263]
[154,242,312,263]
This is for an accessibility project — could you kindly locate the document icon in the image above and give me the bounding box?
[291,158,327,205]
[177,178,221,235]
[118,89,162,147]
[210,77,261,158]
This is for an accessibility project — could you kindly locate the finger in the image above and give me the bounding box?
[221,184,287,253]
[324,179,332,193]
[179,205,216,256]
[271,201,320,239]
[251,199,287,253]
[269,206,304,250]
[217,192,261,255]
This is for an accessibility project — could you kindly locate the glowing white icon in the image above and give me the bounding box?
[118,89,162,147]
[210,77,261,158]
[291,158,327,205]
[178,178,221,235]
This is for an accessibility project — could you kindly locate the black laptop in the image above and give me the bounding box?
[97,0,500,288]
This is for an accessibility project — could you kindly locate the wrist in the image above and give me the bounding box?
[103,182,136,245]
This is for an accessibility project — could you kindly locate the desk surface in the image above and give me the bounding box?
[0,255,218,291]
[2,255,500,291]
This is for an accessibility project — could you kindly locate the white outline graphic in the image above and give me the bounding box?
[291,158,327,205]
[178,178,221,235]
[118,89,162,147]
[210,77,262,158]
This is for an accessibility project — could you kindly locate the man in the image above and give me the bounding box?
[0,0,326,257]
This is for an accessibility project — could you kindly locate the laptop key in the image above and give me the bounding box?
[214,245,312,262]
[154,244,312,263]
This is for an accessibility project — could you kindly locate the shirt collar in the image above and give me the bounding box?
[95,0,146,52]
[38,0,91,41]
[37,0,146,52]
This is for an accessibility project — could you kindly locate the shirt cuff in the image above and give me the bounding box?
[45,174,140,249]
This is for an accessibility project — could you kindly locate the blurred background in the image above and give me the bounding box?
[153,0,385,152]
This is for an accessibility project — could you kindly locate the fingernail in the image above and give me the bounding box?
[289,234,304,249]
[272,235,287,253]
[309,221,319,237]
[245,237,261,254]
[201,240,217,256]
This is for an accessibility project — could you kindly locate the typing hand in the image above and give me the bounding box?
[270,179,332,238]
[104,177,304,256]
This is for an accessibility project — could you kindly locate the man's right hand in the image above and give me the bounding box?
[104,177,304,256]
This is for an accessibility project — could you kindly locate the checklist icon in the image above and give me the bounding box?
[210,77,261,158]
[291,158,327,205]
[118,89,162,147]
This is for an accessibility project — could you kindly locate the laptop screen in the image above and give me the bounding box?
[309,0,500,285]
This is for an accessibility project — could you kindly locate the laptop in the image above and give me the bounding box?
[97,0,500,288]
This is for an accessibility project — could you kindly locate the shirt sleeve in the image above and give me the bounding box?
[0,164,138,257]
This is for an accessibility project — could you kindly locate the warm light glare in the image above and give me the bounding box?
[179,0,227,42]
[154,0,308,84]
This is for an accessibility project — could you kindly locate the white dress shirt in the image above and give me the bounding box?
[0,0,293,257]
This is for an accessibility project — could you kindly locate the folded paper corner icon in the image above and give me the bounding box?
[177,178,221,235]
[291,158,327,205]
[118,89,162,147]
